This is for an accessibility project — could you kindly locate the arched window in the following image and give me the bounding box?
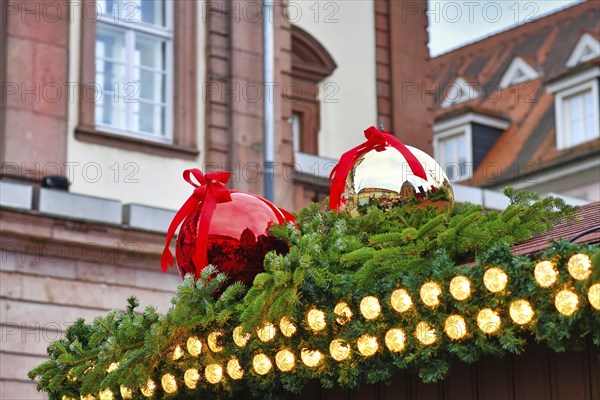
[290,26,336,155]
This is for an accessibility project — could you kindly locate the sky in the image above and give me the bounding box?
[429,0,582,56]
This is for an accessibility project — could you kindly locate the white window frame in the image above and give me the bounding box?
[565,33,600,68]
[499,57,540,88]
[440,77,479,109]
[95,1,174,143]
[433,124,473,182]
[547,67,600,150]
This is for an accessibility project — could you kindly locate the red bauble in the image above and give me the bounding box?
[175,192,292,287]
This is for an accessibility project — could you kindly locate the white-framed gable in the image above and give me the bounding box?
[499,57,541,88]
[566,32,600,68]
[440,77,479,109]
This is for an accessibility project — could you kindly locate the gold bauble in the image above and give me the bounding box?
[534,260,558,287]
[360,296,381,320]
[186,336,202,357]
[253,353,272,375]
[357,334,379,356]
[227,358,244,380]
[307,309,327,331]
[207,331,223,353]
[415,321,436,345]
[477,308,501,334]
[233,326,250,347]
[161,373,177,394]
[384,328,406,352]
[555,289,579,316]
[483,267,508,293]
[98,389,113,400]
[567,254,592,280]
[280,316,297,337]
[275,349,295,371]
[119,386,132,399]
[171,345,184,360]
[184,368,200,389]
[205,364,223,384]
[257,322,276,342]
[301,348,323,367]
[589,283,600,310]
[140,378,156,397]
[342,145,454,213]
[329,339,351,361]
[449,275,471,301]
[420,282,442,307]
[444,315,467,340]
[334,302,353,324]
[390,288,413,313]
[509,299,534,325]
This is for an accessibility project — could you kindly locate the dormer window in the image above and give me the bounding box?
[547,67,600,150]
[433,112,510,182]
[441,77,479,109]
[566,33,600,68]
[499,57,541,88]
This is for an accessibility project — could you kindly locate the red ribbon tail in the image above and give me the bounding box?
[193,190,217,278]
[161,195,202,272]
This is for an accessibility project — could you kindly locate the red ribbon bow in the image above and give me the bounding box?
[328,126,428,210]
[161,169,232,277]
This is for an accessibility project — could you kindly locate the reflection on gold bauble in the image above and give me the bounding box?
[342,146,454,213]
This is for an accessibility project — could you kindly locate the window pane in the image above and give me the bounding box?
[96,26,125,61]
[135,36,165,70]
[136,69,165,102]
[96,0,118,16]
[140,0,165,26]
[134,102,165,136]
[95,93,126,129]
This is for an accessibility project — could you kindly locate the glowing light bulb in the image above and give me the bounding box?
[449,276,471,300]
[415,321,436,345]
[477,308,501,334]
[360,296,381,320]
[390,288,413,313]
[357,334,378,356]
[106,362,119,373]
[161,373,177,394]
[534,260,558,287]
[207,331,223,352]
[257,322,276,342]
[205,364,223,384]
[329,339,351,361]
[98,389,113,400]
[184,368,200,389]
[301,348,322,367]
[80,395,96,400]
[233,326,250,347]
[275,349,295,371]
[384,328,406,352]
[589,283,600,310]
[171,345,184,360]
[140,378,156,397]
[509,299,534,325]
[119,386,132,399]
[279,316,297,337]
[555,289,579,316]
[186,336,202,357]
[253,353,272,375]
[307,309,327,331]
[567,254,592,280]
[444,315,467,340]
[420,282,442,307]
[227,358,244,380]
[334,302,353,324]
[484,267,508,293]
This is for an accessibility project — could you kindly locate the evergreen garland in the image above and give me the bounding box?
[28,189,600,400]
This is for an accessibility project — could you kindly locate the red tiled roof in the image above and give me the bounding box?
[431,1,600,187]
[512,201,600,255]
